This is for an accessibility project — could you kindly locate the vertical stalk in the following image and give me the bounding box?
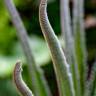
[73,0,87,95]
[84,61,96,96]
[39,0,75,96]
[60,0,81,95]
[4,0,52,96]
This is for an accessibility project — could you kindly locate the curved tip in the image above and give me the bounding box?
[13,60,33,96]
[14,60,22,74]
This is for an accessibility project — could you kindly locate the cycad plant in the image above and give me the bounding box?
[3,0,96,96]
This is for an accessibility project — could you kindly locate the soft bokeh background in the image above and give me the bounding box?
[0,0,96,96]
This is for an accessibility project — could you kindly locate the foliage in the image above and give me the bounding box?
[0,0,96,96]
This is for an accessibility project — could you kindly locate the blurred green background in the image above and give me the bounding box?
[0,0,96,96]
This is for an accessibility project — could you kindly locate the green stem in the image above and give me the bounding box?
[73,0,87,95]
[84,61,96,96]
[39,0,75,96]
[13,61,34,96]
[60,0,81,95]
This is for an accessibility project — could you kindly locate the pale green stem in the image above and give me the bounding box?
[39,0,75,96]
[73,0,87,95]
[4,0,52,96]
[92,75,96,96]
[84,61,96,96]
[60,0,73,62]
[60,0,81,95]
[13,60,34,96]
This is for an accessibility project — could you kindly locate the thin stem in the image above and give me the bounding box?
[73,0,87,95]
[13,60,33,96]
[4,0,52,96]
[60,0,73,62]
[84,61,96,96]
[39,0,75,96]
[60,0,81,95]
